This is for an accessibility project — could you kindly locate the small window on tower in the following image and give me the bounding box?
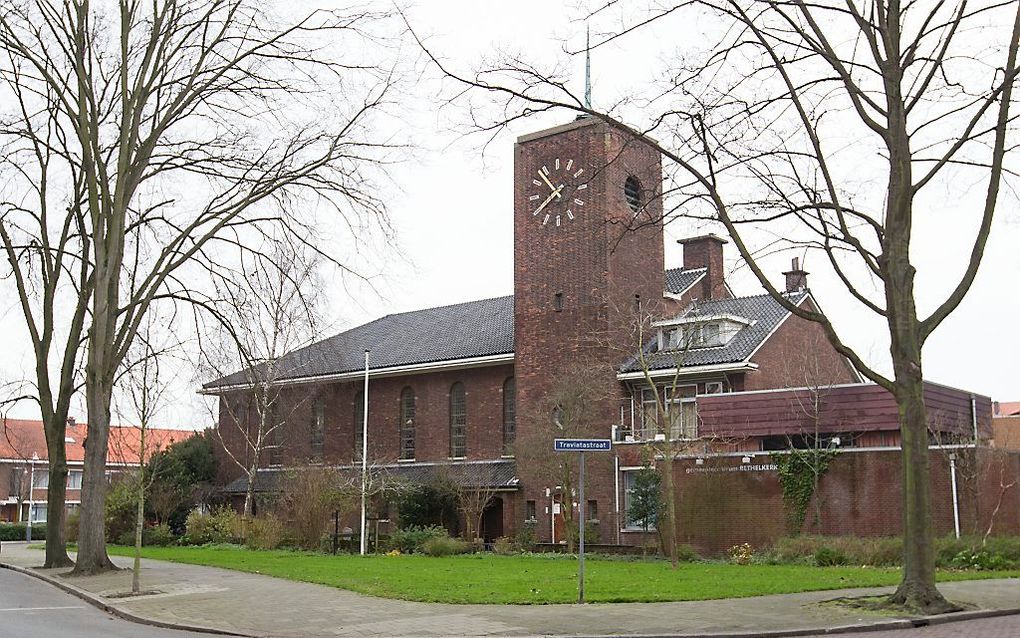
[624,175,643,212]
[554,292,564,312]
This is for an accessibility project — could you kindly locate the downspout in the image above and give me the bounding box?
[949,453,961,539]
[971,394,979,445]
[614,454,621,545]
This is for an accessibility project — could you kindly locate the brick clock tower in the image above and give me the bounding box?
[513,117,665,543]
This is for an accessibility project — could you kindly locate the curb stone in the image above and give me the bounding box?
[3,558,1020,638]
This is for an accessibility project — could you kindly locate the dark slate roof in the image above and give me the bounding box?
[222,460,519,494]
[205,296,515,389]
[665,267,705,295]
[619,290,810,372]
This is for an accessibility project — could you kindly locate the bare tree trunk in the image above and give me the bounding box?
[41,412,72,568]
[243,472,256,520]
[132,425,146,594]
[889,376,952,611]
[660,457,678,568]
[74,378,117,574]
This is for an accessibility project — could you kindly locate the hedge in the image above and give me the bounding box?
[0,523,47,542]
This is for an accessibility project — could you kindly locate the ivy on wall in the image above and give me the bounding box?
[772,448,839,534]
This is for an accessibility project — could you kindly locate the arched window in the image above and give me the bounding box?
[399,387,416,461]
[310,397,325,461]
[353,391,364,462]
[449,382,467,458]
[502,377,516,456]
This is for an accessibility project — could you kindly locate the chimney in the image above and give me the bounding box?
[678,234,728,299]
[783,257,809,293]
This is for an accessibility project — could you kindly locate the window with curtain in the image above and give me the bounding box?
[449,382,467,458]
[399,387,416,460]
[502,377,516,455]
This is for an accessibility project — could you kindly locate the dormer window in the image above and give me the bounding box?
[656,313,750,351]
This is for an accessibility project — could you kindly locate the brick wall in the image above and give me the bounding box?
[660,447,1020,555]
[216,363,516,475]
[512,118,666,544]
[995,416,1020,449]
[745,297,859,391]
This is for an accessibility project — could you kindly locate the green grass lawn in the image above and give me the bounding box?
[102,545,1020,604]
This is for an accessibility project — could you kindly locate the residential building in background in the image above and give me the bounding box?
[0,418,196,523]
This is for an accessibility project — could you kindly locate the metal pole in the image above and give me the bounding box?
[360,349,370,556]
[578,451,585,605]
[333,510,339,555]
[949,453,961,540]
[26,459,35,542]
[613,454,620,545]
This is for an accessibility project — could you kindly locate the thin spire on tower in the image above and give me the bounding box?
[584,23,592,110]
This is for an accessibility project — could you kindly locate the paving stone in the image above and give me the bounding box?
[2,542,1018,637]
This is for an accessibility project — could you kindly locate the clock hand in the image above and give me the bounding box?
[539,170,562,198]
[533,185,564,215]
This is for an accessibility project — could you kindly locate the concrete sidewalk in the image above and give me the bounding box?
[2,541,1018,638]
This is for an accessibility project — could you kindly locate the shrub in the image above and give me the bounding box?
[65,508,80,543]
[105,478,138,542]
[728,542,754,565]
[814,546,850,566]
[514,520,537,552]
[246,514,286,551]
[0,523,46,541]
[277,466,357,551]
[182,506,241,545]
[676,544,700,562]
[144,523,176,547]
[772,536,902,567]
[493,536,515,555]
[422,535,469,556]
[388,524,448,554]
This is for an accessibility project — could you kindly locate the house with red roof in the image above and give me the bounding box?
[0,418,197,523]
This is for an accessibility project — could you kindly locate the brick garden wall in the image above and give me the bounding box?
[667,447,1020,555]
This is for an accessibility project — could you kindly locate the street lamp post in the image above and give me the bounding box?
[359,349,370,556]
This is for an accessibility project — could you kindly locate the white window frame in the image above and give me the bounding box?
[621,470,657,531]
[66,470,83,490]
[637,385,698,441]
[703,381,725,395]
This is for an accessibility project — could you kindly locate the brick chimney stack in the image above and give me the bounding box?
[783,257,809,293]
[678,234,728,300]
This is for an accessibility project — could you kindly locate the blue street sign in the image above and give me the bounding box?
[554,438,612,452]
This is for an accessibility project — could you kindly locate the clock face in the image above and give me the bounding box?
[526,157,588,228]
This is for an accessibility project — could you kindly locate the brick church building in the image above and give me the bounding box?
[208,118,1015,551]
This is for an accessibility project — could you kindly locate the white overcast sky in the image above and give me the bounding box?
[1,1,1017,429]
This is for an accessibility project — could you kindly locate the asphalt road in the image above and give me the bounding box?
[0,567,221,638]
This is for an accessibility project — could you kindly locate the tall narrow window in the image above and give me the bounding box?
[502,377,516,455]
[449,382,467,458]
[268,406,283,466]
[353,392,364,462]
[399,387,416,461]
[310,397,325,461]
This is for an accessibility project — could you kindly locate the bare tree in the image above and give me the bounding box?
[0,0,399,574]
[0,41,92,565]
[115,314,179,593]
[455,487,494,544]
[200,240,323,526]
[514,361,609,553]
[615,301,747,568]
[410,0,1020,611]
